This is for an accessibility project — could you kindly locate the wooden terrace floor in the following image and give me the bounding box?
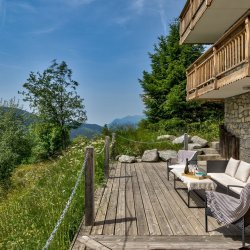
[72,162,250,249]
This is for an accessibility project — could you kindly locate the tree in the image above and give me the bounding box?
[0,99,31,184]
[20,60,87,151]
[139,21,224,124]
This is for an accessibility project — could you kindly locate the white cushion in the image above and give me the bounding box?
[229,186,244,195]
[234,161,250,182]
[169,164,185,169]
[208,172,246,195]
[225,157,240,177]
[208,173,244,187]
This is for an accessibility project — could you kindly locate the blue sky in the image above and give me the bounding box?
[0,0,186,125]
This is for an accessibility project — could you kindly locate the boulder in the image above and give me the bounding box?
[118,155,136,163]
[158,150,177,161]
[172,134,191,144]
[115,155,121,161]
[142,149,159,162]
[191,136,208,147]
[188,143,202,150]
[157,135,176,141]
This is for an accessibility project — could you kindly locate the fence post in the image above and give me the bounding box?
[85,146,94,226]
[111,133,116,161]
[184,133,189,150]
[104,136,110,179]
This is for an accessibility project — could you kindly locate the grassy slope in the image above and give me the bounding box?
[0,137,105,250]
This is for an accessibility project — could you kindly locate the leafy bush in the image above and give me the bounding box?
[0,101,31,185]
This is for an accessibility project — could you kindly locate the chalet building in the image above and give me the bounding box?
[179,0,250,162]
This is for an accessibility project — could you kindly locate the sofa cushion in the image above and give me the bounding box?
[229,186,245,195]
[208,172,245,188]
[234,161,250,182]
[225,157,240,177]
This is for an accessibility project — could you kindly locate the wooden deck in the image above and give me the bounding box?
[72,162,250,249]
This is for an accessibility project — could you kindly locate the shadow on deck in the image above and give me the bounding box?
[72,162,250,249]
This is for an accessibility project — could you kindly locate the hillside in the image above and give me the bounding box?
[70,123,103,139]
[109,115,144,128]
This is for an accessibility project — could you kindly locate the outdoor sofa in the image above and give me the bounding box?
[207,158,250,196]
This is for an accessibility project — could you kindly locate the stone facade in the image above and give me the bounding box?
[224,92,250,162]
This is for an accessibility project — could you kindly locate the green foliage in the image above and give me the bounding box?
[19,60,87,152]
[28,122,71,162]
[0,136,105,249]
[102,124,110,136]
[0,99,31,185]
[139,21,224,124]
[115,126,181,157]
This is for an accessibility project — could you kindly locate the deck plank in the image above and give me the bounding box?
[124,164,137,236]
[91,166,116,235]
[130,164,149,235]
[138,163,173,235]
[147,162,198,235]
[102,163,121,235]
[134,163,161,235]
[114,163,126,235]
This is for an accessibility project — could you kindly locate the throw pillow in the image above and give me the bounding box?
[235,161,250,182]
[225,157,240,177]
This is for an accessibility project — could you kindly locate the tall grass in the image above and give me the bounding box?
[0,136,105,250]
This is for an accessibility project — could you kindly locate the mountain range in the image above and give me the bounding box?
[1,107,144,139]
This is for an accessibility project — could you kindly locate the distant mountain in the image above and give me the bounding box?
[109,115,145,128]
[70,123,103,139]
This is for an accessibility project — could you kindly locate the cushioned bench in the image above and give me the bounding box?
[207,158,250,196]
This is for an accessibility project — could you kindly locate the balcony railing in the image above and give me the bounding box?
[186,15,250,100]
[180,0,206,38]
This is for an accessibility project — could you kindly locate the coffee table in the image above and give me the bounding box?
[171,168,216,208]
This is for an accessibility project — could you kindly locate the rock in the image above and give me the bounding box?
[157,135,176,141]
[191,136,208,147]
[188,143,202,150]
[118,155,136,163]
[136,158,142,163]
[201,148,219,155]
[158,150,177,161]
[172,134,191,144]
[142,149,159,162]
[211,141,220,150]
[115,155,121,161]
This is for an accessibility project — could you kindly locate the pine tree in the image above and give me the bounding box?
[139,21,223,124]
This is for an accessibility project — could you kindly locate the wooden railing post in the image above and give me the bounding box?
[104,136,110,179]
[245,16,250,74]
[184,133,189,150]
[213,47,218,89]
[85,146,94,226]
[111,133,116,161]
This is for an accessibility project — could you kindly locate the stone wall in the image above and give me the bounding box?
[224,92,250,162]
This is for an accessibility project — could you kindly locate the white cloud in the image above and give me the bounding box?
[113,16,131,25]
[131,0,145,14]
[0,0,6,29]
[157,0,167,35]
[66,0,96,7]
[32,26,58,35]
[12,2,36,13]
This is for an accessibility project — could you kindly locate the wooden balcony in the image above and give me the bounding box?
[186,15,250,101]
[180,0,250,44]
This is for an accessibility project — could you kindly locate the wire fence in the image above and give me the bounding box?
[116,134,170,144]
[42,151,89,250]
